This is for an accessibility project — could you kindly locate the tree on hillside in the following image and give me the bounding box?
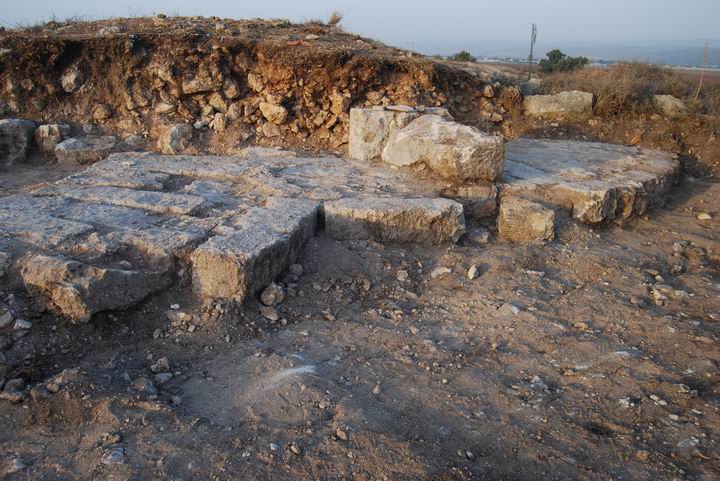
[452,50,476,62]
[539,49,589,73]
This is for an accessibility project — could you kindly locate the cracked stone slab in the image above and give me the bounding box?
[21,254,172,322]
[191,197,319,301]
[324,197,466,245]
[35,185,208,216]
[497,197,555,243]
[503,138,680,223]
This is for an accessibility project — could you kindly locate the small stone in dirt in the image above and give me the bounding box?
[30,384,52,401]
[154,372,173,385]
[573,321,590,331]
[260,282,285,307]
[151,357,170,374]
[0,378,26,403]
[0,310,13,328]
[430,267,452,279]
[152,329,162,339]
[7,458,27,473]
[130,377,157,395]
[170,303,180,310]
[187,324,197,333]
[696,213,712,220]
[335,427,348,441]
[269,443,280,451]
[13,319,31,330]
[396,270,409,282]
[260,305,279,322]
[465,450,476,461]
[498,303,520,316]
[468,265,480,280]
[166,310,187,323]
[289,442,301,455]
[465,226,490,245]
[372,384,381,395]
[100,447,126,465]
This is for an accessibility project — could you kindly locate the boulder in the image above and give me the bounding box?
[35,124,71,158]
[324,196,465,245]
[259,102,289,124]
[21,255,172,322]
[159,124,193,154]
[0,119,36,165]
[382,115,505,182]
[523,91,593,117]
[497,197,554,243]
[348,107,420,161]
[55,136,117,165]
[61,66,85,93]
[653,95,687,118]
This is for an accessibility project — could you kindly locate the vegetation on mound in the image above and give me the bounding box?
[451,50,477,63]
[542,62,720,117]
[538,49,589,73]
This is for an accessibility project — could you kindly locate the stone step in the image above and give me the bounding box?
[191,197,319,301]
[21,254,172,322]
[324,196,465,245]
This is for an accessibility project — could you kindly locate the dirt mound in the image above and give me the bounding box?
[0,16,519,155]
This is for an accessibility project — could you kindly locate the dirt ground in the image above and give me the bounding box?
[0,162,718,481]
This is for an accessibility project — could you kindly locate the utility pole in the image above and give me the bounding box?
[694,41,709,101]
[527,23,537,81]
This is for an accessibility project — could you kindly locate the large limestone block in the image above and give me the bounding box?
[21,255,172,322]
[503,138,680,223]
[324,196,465,245]
[523,91,593,117]
[55,136,117,165]
[382,115,505,182]
[35,124,71,158]
[0,119,36,165]
[191,198,319,300]
[348,107,420,161]
[497,197,554,243]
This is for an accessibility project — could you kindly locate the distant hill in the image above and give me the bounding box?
[404,39,720,68]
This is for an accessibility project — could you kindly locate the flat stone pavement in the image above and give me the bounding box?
[504,139,680,223]
[0,153,452,321]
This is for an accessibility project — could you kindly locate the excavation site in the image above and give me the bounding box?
[0,15,718,481]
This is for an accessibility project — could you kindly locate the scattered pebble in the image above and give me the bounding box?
[430,267,452,279]
[13,319,31,330]
[100,447,126,465]
[696,213,711,220]
[467,264,480,280]
[260,305,279,322]
[335,427,348,441]
[260,282,285,307]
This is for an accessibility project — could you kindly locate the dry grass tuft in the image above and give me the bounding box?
[327,11,344,28]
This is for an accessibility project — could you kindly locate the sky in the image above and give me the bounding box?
[1,0,718,48]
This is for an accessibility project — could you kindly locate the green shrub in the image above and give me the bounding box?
[539,49,589,73]
[452,50,476,63]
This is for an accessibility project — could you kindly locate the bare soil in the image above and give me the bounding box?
[1,162,718,481]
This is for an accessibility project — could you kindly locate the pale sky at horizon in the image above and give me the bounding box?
[1,0,718,45]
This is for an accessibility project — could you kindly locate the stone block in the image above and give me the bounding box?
[497,197,554,243]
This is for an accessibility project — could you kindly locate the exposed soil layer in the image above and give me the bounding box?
[0,17,518,156]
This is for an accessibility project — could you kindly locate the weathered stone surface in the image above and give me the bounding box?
[21,255,172,322]
[0,207,94,248]
[159,124,193,154]
[503,138,680,223]
[38,185,207,216]
[497,197,554,243]
[447,183,498,219]
[348,107,420,161]
[61,66,85,93]
[0,119,36,165]
[258,102,289,124]
[55,136,117,165]
[324,197,465,245]
[382,115,505,182]
[191,198,319,300]
[523,91,593,118]
[35,124,71,158]
[653,95,687,118]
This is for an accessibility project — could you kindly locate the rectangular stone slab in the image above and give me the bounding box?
[35,185,207,216]
[191,197,319,301]
[324,197,466,245]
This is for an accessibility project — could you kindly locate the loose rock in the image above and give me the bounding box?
[497,197,554,243]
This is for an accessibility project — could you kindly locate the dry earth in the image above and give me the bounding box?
[0,15,719,481]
